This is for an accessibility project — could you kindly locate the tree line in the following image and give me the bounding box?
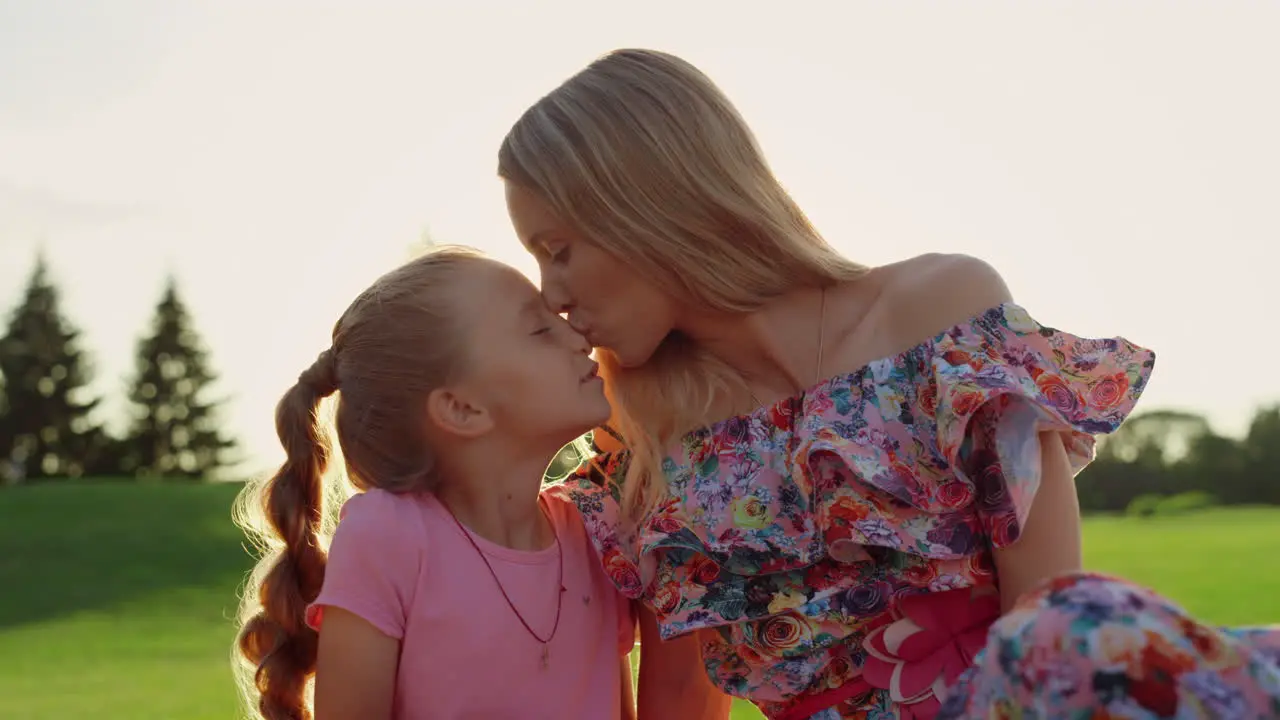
[1076,406,1280,514]
[2,251,1277,510]
[0,253,235,483]
[541,409,1280,516]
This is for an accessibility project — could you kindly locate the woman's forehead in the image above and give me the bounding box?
[504,182,566,242]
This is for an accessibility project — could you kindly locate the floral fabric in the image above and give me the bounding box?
[553,303,1277,717]
[935,573,1280,720]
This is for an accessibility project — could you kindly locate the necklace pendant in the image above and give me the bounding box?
[540,643,549,670]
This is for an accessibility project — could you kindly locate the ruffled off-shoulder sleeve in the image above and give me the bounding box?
[799,303,1155,562]
[552,303,1156,635]
[543,451,651,599]
[930,303,1155,547]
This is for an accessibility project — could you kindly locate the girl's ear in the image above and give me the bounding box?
[425,386,494,439]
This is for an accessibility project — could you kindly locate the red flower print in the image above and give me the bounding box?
[919,383,938,417]
[653,582,682,615]
[964,552,995,579]
[1089,372,1129,410]
[690,556,721,584]
[1177,615,1229,664]
[603,549,642,594]
[952,391,987,417]
[1141,632,1196,677]
[825,654,857,685]
[805,562,844,589]
[901,561,940,588]
[987,510,1021,547]
[759,612,813,653]
[653,514,683,534]
[935,480,975,510]
[1129,673,1178,716]
[1035,373,1081,417]
[828,496,870,524]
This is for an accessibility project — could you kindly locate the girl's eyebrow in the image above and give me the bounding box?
[519,294,545,320]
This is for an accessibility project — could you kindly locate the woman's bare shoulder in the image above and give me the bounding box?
[829,253,1014,356]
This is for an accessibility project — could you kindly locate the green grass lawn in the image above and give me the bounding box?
[1,483,1276,720]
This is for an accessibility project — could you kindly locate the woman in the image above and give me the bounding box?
[499,49,1280,719]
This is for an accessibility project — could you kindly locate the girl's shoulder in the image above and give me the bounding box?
[337,487,431,526]
[329,488,434,565]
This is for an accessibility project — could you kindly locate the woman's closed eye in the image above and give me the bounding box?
[540,240,570,264]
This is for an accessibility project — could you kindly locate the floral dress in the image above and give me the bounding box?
[550,303,1280,719]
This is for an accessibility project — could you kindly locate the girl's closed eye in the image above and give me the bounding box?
[244,249,617,720]
[532,309,558,336]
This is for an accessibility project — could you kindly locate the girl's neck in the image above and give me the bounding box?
[434,453,554,552]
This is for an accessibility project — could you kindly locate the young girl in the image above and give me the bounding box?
[233,246,637,720]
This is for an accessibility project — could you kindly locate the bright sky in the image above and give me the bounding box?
[2,1,1277,475]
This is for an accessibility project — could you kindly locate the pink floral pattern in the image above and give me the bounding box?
[551,303,1160,718]
[936,573,1280,720]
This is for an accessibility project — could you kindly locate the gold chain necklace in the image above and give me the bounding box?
[748,286,829,408]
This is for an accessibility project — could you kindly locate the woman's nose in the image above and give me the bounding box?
[539,273,573,314]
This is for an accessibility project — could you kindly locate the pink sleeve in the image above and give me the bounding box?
[305,489,423,639]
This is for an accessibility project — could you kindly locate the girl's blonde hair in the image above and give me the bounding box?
[498,48,866,524]
[231,246,486,720]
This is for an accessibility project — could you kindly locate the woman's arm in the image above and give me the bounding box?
[620,652,638,720]
[314,607,400,720]
[591,427,726,718]
[636,606,733,720]
[891,256,1083,612]
[992,430,1084,612]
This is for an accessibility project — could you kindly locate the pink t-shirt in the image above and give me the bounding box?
[307,487,636,720]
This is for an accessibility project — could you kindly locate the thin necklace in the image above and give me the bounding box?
[443,500,565,670]
[748,286,828,408]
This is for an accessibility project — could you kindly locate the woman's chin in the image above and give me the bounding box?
[583,392,613,427]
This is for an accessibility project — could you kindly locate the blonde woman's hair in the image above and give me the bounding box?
[498,48,867,524]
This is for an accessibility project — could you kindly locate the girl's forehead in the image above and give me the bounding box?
[458,260,539,307]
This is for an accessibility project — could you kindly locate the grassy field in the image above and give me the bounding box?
[1,482,1276,720]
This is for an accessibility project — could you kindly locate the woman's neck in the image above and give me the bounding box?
[678,286,829,397]
[434,450,553,552]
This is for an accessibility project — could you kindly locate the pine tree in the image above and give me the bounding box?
[0,253,103,481]
[124,275,235,479]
